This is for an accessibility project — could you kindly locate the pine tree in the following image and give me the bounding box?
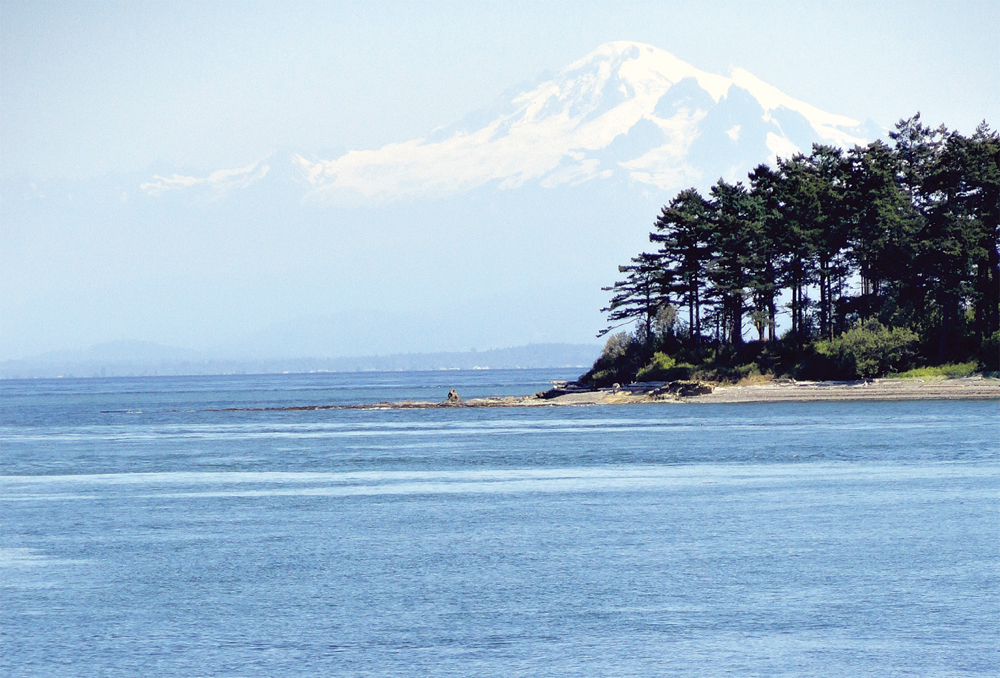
[747,165,784,341]
[774,154,823,343]
[844,140,918,323]
[920,126,999,360]
[706,180,756,345]
[804,146,852,340]
[965,123,1000,350]
[598,252,669,341]
[650,189,712,346]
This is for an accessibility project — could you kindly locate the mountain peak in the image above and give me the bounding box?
[567,41,734,103]
[145,42,876,205]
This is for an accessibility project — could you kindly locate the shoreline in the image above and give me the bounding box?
[214,376,1000,411]
[646,375,1000,405]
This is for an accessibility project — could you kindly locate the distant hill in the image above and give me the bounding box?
[0,343,600,379]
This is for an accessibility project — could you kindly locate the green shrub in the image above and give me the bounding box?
[581,332,646,387]
[690,364,742,384]
[635,352,692,382]
[814,319,918,379]
[892,362,979,379]
[586,369,617,387]
[593,332,631,368]
[735,363,762,378]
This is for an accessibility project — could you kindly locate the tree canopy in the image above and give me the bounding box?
[588,114,999,385]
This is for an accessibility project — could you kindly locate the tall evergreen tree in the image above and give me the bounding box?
[774,154,824,343]
[964,123,1000,349]
[650,189,713,346]
[844,140,918,323]
[806,146,852,339]
[747,164,784,341]
[890,113,948,212]
[920,126,1000,360]
[706,180,756,345]
[598,252,669,341]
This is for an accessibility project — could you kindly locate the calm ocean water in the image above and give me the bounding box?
[1,369,998,677]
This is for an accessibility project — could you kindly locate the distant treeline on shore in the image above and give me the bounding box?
[585,114,999,386]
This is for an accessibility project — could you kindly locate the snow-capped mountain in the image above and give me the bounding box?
[137,42,878,205]
[4,42,881,363]
[291,42,878,205]
[140,161,270,199]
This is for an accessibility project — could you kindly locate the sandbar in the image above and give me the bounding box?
[214,376,999,412]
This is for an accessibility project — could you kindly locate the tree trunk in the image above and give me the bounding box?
[694,280,701,346]
[938,293,958,364]
[730,295,743,345]
[988,240,1000,337]
[974,255,988,348]
[790,285,797,342]
[768,297,777,342]
[819,257,829,340]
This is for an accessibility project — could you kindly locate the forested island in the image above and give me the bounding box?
[583,114,999,387]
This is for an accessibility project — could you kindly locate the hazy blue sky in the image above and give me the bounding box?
[2,1,998,362]
[3,0,997,180]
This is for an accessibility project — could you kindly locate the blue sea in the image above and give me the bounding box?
[1,369,998,677]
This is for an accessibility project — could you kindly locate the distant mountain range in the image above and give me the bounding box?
[2,42,880,367]
[0,341,601,380]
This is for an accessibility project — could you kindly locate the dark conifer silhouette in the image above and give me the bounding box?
[594,114,999,384]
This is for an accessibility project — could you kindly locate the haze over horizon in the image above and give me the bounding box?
[2,1,997,363]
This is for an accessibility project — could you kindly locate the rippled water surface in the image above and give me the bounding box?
[2,370,998,676]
